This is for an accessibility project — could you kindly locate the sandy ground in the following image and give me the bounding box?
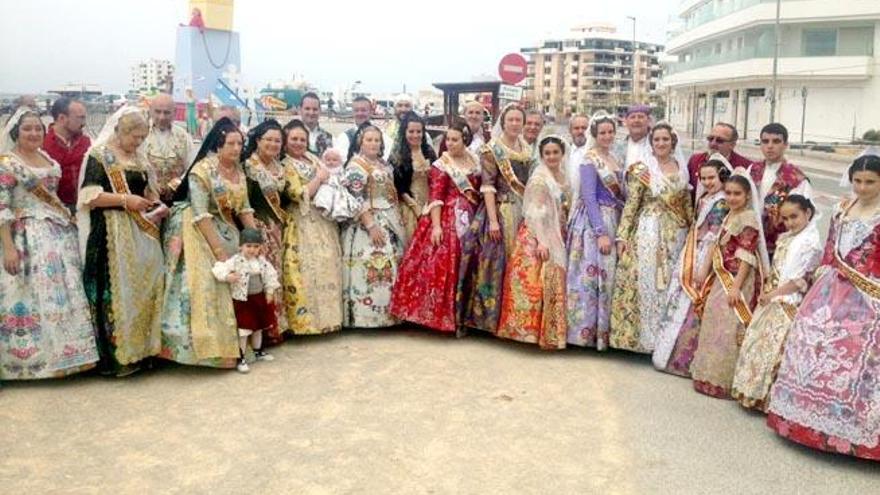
[1,329,878,494]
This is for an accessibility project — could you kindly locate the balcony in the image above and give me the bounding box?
[668,0,880,53]
[663,55,873,87]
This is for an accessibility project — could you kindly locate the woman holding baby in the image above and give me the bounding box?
[279,119,344,335]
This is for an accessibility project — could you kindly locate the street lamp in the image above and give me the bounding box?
[769,0,781,122]
[627,16,637,104]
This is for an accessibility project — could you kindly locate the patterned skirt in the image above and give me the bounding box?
[496,224,566,350]
[0,217,98,379]
[565,204,619,349]
[457,200,522,333]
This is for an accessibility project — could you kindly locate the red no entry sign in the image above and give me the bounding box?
[498,53,528,85]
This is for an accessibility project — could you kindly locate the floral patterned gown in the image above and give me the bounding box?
[767,200,880,461]
[244,155,302,341]
[390,153,481,332]
[281,153,343,335]
[496,165,570,350]
[160,155,253,368]
[340,155,405,328]
[565,151,624,350]
[79,146,165,374]
[652,192,728,376]
[610,161,692,354]
[690,209,763,399]
[0,152,98,379]
[731,221,822,411]
[457,137,534,333]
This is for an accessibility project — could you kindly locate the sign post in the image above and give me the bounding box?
[498,53,528,85]
[498,53,527,109]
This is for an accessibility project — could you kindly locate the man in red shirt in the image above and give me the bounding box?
[43,98,90,208]
[686,122,752,194]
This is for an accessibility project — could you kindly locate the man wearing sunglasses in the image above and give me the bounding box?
[686,122,752,194]
[747,122,812,257]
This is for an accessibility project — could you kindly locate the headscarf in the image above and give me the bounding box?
[491,102,527,140]
[173,117,242,202]
[584,110,616,152]
[240,118,282,163]
[732,168,771,276]
[840,146,880,187]
[641,121,689,195]
[694,152,734,202]
[0,107,42,153]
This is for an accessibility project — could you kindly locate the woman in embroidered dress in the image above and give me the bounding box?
[340,123,405,328]
[279,119,343,335]
[0,109,98,380]
[496,136,570,349]
[767,154,880,461]
[458,104,535,333]
[242,119,302,342]
[652,156,731,376]
[390,111,437,248]
[690,172,769,398]
[732,195,822,410]
[610,123,692,354]
[390,119,481,334]
[159,118,257,368]
[565,112,624,350]
[78,108,165,376]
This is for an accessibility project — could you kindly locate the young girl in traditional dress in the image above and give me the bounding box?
[565,113,624,350]
[652,155,731,376]
[767,153,880,461]
[212,228,280,373]
[731,195,823,410]
[690,172,769,398]
[390,119,481,334]
[495,136,571,349]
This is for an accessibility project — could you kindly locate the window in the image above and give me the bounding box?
[838,26,875,56]
[802,28,837,57]
[737,37,744,50]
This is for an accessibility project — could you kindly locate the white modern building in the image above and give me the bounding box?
[130,59,174,94]
[663,0,880,143]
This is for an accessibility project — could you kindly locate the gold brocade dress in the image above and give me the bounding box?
[609,162,692,354]
[281,153,344,334]
[159,156,254,368]
[399,151,430,247]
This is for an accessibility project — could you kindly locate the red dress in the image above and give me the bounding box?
[390,155,481,332]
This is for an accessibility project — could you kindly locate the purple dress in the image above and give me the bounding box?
[565,153,624,349]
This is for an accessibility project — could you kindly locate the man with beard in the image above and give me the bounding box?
[43,97,90,209]
[565,114,590,189]
[385,93,414,156]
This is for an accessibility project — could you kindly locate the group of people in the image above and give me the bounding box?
[1,93,878,462]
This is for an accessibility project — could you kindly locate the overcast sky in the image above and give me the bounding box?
[0,0,679,95]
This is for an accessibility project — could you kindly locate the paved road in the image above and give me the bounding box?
[2,330,877,494]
